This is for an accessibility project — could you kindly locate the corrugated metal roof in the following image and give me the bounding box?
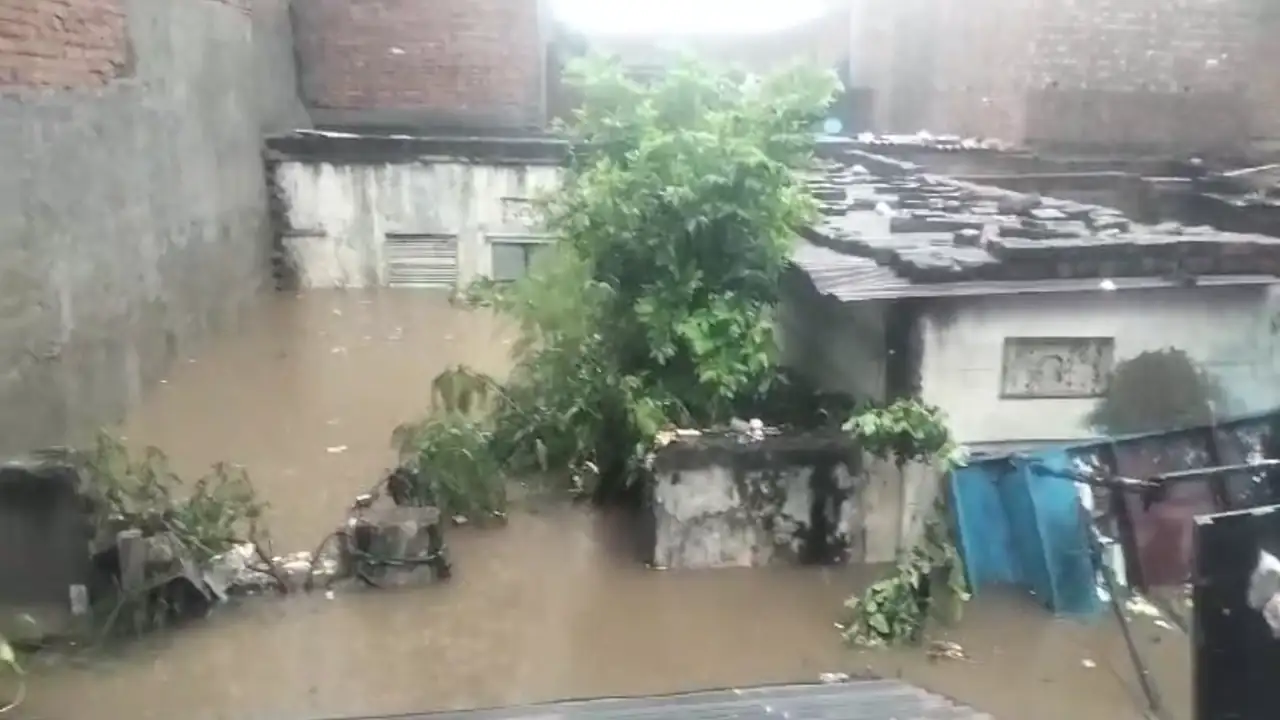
[374,680,994,720]
[791,238,1277,302]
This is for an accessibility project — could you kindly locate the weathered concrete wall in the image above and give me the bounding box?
[272,151,563,289]
[0,0,308,454]
[786,277,1280,447]
[917,285,1280,446]
[650,434,940,569]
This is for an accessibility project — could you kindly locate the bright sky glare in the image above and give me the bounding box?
[552,0,835,36]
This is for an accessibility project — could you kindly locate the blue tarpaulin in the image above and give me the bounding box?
[950,450,1099,616]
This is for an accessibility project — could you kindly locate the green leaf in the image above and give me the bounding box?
[868,613,890,635]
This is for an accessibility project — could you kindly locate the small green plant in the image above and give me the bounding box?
[80,432,267,563]
[391,415,506,519]
[838,511,970,647]
[844,399,964,469]
[431,364,498,417]
[839,401,970,648]
[393,366,508,518]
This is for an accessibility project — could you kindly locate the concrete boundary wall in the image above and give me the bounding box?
[0,0,308,454]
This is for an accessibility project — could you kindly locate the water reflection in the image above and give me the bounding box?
[19,291,1188,720]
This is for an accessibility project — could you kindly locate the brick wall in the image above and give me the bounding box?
[860,0,1273,152]
[1023,0,1253,151]
[294,0,547,130]
[0,0,130,89]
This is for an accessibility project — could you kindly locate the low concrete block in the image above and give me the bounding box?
[649,432,941,570]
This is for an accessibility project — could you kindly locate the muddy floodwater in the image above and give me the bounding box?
[17,291,1191,720]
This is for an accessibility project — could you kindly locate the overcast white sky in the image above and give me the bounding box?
[552,0,835,35]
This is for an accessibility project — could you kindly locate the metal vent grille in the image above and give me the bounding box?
[385,233,459,289]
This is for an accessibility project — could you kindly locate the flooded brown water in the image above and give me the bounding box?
[16,291,1190,720]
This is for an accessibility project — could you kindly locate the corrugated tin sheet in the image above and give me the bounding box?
[791,238,1277,302]
[379,681,994,720]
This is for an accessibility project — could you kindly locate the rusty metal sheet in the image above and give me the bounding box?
[1112,432,1215,589]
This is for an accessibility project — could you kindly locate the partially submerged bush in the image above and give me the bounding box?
[394,366,509,518]
[80,432,267,563]
[839,401,969,648]
[392,415,506,519]
[838,511,969,648]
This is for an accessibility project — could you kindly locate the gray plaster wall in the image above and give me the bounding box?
[650,436,942,570]
[0,0,309,454]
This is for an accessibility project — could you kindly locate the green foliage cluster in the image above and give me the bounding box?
[838,510,970,648]
[392,366,507,518]
[844,399,964,470]
[80,432,267,563]
[1086,348,1225,436]
[839,401,969,648]
[440,56,842,499]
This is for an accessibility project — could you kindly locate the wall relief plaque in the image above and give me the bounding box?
[1000,336,1115,399]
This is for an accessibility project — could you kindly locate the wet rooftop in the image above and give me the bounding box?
[796,148,1280,301]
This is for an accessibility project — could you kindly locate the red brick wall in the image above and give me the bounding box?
[293,0,546,128]
[1023,0,1253,150]
[0,0,129,89]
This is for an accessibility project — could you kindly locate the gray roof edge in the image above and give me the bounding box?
[817,274,1277,302]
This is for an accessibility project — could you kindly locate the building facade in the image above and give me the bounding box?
[783,147,1280,448]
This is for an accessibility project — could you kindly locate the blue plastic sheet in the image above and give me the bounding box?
[950,451,1099,616]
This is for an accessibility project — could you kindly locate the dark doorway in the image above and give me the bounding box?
[1193,504,1280,720]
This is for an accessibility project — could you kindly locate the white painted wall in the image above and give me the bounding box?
[273,160,562,288]
[919,285,1280,445]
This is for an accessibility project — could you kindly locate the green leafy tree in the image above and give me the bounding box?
[472,56,840,494]
[547,57,839,423]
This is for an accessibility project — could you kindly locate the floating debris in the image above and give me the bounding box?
[1125,596,1163,618]
[926,640,970,662]
[1081,659,1097,669]
[819,672,851,684]
[326,445,349,454]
